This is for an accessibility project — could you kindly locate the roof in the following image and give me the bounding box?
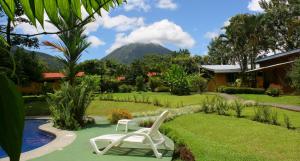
[42,73,65,79]
[247,61,294,72]
[201,65,241,73]
[256,49,300,63]
[42,72,85,80]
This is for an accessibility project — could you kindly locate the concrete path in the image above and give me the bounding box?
[218,93,300,112]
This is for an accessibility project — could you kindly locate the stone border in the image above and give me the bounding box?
[0,119,76,161]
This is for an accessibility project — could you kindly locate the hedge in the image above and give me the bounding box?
[23,95,46,103]
[218,86,265,94]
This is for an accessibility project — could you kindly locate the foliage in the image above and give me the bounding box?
[253,106,274,123]
[265,87,282,97]
[189,74,207,93]
[10,48,46,85]
[232,100,244,118]
[283,114,294,130]
[135,75,146,91]
[218,87,265,94]
[43,14,91,85]
[148,77,162,92]
[207,36,232,65]
[108,109,132,124]
[155,86,170,92]
[47,81,93,130]
[119,84,134,93]
[0,74,24,161]
[100,77,120,93]
[289,58,300,92]
[215,97,229,115]
[164,65,190,95]
[139,119,155,128]
[76,75,100,93]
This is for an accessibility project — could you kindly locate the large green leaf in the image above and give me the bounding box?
[34,0,44,27]
[44,0,59,25]
[0,0,15,20]
[20,0,36,26]
[57,0,70,21]
[82,0,93,15]
[71,0,82,19]
[0,75,25,161]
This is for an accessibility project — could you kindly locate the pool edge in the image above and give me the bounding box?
[0,120,76,161]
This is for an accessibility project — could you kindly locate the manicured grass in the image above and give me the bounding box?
[102,92,216,108]
[163,112,300,161]
[236,94,300,106]
[86,100,161,116]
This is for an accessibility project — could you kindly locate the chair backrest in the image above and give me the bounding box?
[148,110,169,137]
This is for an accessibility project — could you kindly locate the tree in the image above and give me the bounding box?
[208,36,233,65]
[189,74,208,93]
[12,48,46,85]
[260,0,300,52]
[164,65,190,95]
[43,14,91,85]
[289,58,300,92]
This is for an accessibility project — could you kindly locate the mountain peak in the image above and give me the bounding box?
[103,43,172,64]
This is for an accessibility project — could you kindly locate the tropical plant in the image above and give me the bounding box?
[232,100,244,118]
[289,58,300,92]
[47,81,93,130]
[43,14,91,85]
[164,65,190,95]
[136,75,146,91]
[189,74,207,93]
[108,109,132,124]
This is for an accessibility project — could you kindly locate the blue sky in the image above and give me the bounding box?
[16,0,264,61]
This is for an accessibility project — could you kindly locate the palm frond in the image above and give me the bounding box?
[43,41,67,52]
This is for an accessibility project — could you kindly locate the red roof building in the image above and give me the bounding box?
[42,72,85,80]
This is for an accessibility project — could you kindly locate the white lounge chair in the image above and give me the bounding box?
[90,110,171,158]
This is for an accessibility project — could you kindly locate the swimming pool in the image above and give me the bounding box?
[0,119,56,158]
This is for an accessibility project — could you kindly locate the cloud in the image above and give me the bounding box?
[124,0,151,12]
[204,31,220,39]
[106,19,196,53]
[84,9,145,34]
[248,0,270,12]
[87,36,105,47]
[15,13,58,36]
[156,0,177,10]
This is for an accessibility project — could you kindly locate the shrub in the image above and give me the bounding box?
[108,109,133,124]
[119,84,134,93]
[136,76,146,91]
[189,74,207,93]
[201,96,217,113]
[266,85,282,97]
[139,119,155,128]
[99,94,114,101]
[217,86,226,93]
[271,110,279,125]
[253,106,279,125]
[100,77,119,93]
[163,65,190,95]
[155,86,170,92]
[284,115,295,130]
[232,100,244,118]
[216,97,229,115]
[152,97,163,107]
[289,58,300,92]
[23,95,46,103]
[219,87,265,94]
[148,77,162,92]
[47,82,93,130]
[76,75,100,92]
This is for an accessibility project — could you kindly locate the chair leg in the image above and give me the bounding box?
[89,138,101,154]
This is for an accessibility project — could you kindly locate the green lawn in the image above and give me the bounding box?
[86,100,161,116]
[163,111,300,161]
[102,92,216,108]
[236,94,300,106]
[25,92,215,116]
